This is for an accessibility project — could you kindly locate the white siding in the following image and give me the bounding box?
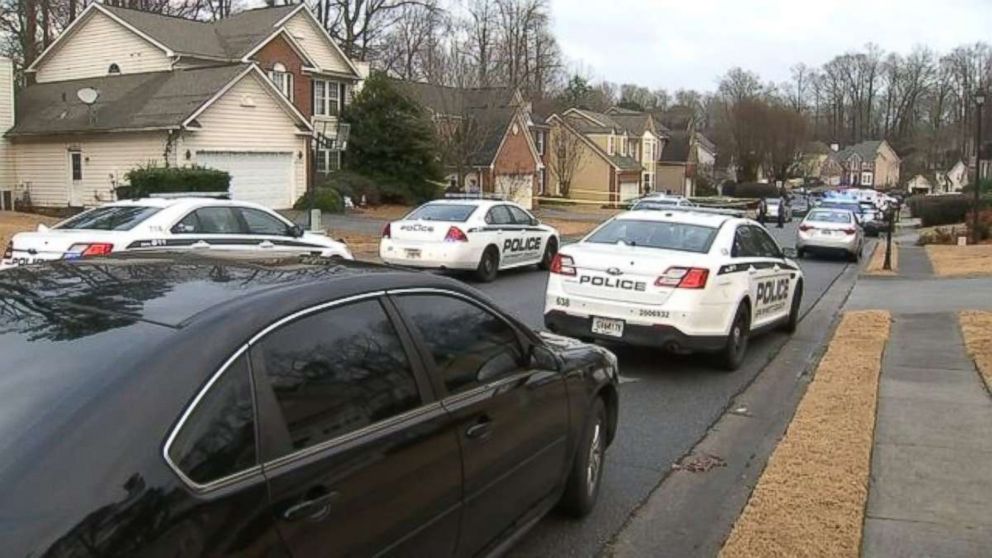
[181,73,308,206]
[35,11,172,83]
[0,57,14,188]
[284,12,354,76]
[11,132,167,207]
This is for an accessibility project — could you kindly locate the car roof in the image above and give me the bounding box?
[617,209,732,227]
[420,199,514,210]
[100,197,269,210]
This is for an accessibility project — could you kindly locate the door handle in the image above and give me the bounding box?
[747,266,757,275]
[465,417,493,440]
[259,240,275,249]
[282,491,340,522]
[191,240,210,249]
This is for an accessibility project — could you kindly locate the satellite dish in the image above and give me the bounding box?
[77,88,99,105]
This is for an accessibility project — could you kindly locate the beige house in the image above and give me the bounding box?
[827,140,901,189]
[656,130,716,197]
[1,3,361,209]
[906,174,934,195]
[935,160,969,193]
[603,107,669,193]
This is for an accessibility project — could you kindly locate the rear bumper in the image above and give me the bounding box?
[544,310,726,352]
[379,240,480,270]
[797,234,858,253]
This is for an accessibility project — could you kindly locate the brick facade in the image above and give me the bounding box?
[252,34,311,119]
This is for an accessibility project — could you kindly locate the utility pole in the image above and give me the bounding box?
[974,92,985,245]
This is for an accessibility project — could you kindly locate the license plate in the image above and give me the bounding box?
[591,317,624,338]
[818,230,834,236]
[405,249,421,259]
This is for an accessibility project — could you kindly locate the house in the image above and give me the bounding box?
[604,107,670,193]
[544,109,643,205]
[656,130,716,197]
[906,174,934,195]
[827,140,901,190]
[1,3,363,209]
[935,160,968,193]
[394,81,542,209]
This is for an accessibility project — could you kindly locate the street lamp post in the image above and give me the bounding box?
[974,92,985,245]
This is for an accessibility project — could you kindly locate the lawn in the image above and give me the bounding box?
[0,211,59,250]
[926,245,992,276]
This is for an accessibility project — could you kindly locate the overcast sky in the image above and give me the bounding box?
[550,0,992,92]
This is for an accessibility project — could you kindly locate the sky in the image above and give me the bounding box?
[550,0,992,92]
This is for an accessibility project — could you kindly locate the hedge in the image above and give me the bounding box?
[904,194,992,227]
[294,187,343,214]
[120,165,230,199]
[721,182,781,199]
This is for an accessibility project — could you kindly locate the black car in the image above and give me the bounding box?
[0,252,619,558]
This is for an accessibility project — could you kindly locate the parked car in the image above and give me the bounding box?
[764,198,793,222]
[0,197,352,269]
[796,208,865,261]
[790,196,811,217]
[628,194,695,210]
[0,252,618,558]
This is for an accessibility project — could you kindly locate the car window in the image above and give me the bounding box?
[55,205,161,231]
[239,208,290,236]
[732,225,762,258]
[167,354,257,486]
[173,207,244,234]
[507,206,534,226]
[486,206,514,226]
[406,203,477,222]
[394,294,523,394]
[256,299,420,455]
[750,226,783,258]
[585,219,717,253]
[807,210,852,223]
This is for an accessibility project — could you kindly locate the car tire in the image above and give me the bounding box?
[538,237,559,271]
[475,246,500,282]
[796,247,805,259]
[558,397,607,518]
[848,248,860,263]
[782,281,803,333]
[718,303,750,371]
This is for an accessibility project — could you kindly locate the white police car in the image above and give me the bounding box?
[544,209,803,370]
[1,197,352,269]
[379,199,560,281]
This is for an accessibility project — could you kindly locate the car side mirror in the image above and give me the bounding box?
[530,217,540,227]
[529,344,558,370]
[781,247,798,259]
[289,224,306,238]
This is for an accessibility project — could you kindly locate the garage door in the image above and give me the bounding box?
[196,151,294,209]
[619,181,639,203]
[495,174,534,209]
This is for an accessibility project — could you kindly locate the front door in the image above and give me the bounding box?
[252,297,463,557]
[391,291,570,556]
[68,150,83,206]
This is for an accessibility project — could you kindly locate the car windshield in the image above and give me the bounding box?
[821,202,860,213]
[55,206,162,231]
[807,210,853,223]
[406,204,477,222]
[586,219,718,253]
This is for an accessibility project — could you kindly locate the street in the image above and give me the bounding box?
[466,221,860,557]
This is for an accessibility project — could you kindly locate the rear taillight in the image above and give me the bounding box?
[444,226,468,242]
[2,241,11,259]
[842,227,856,235]
[65,243,114,258]
[381,223,391,239]
[550,254,576,276]
[656,266,709,289]
[799,224,813,232]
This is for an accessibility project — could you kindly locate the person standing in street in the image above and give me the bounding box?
[776,193,786,228]
[757,198,767,225]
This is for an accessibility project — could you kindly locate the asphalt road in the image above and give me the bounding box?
[465,221,858,558]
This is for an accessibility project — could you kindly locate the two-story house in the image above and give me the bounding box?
[1,3,362,209]
[604,107,670,193]
[656,130,716,197]
[827,140,901,190]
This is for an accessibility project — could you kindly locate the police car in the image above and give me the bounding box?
[1,197,352,269]
[379,199,560,281]
[544,209,803,370]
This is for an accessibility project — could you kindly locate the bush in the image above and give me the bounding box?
[723,182,780,199]
[965,208,992,242]
[294,188,343,214]
[906,194,974,226]
[319,170,383,206]
[122,165,230,198]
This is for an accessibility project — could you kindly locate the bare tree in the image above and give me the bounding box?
[546,116,587,197]
[313,0,437,61]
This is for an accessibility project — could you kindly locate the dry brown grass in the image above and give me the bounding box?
[542,218,599,237]
[349,204,412,221]
[0,211,59,249]
[328,229,380,259]
[926,245,992,277]
[960,311,992,391]
[864,239,898,275]
[721,310,891,558]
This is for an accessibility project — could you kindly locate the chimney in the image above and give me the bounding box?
[830,143,839,152]
[352,61,371,94]
[1,56,14,191]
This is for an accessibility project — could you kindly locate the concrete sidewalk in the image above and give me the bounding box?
[863,312,992,557]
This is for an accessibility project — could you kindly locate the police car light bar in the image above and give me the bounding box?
[443,192,509,201]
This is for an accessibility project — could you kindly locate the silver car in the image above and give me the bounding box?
[795,208,864,262]
[765,198,793,222]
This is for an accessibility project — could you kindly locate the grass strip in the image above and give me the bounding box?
[720,310,891,558]
[865,240,898,275]
[926,245,992,277]
[960,311,992,392]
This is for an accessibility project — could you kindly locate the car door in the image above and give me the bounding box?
[168,206,259,251]
[390,290,570,557]
[731,225,776,326]
[251,296,464,558]
[506,205,547,265]
[235,207,315,252]
[484,205,516,268]
[749,225,796,326]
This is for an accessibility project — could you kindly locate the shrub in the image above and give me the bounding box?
[294,188,343,214]
[318,170,382,206]
[906,194,974,227]
[965,208,992,242]
[122,165,230,198]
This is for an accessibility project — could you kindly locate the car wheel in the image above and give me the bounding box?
[782,281,803,333]
[538,237,559,271]
[848,248,860,263]
[475,247,499,282]
[718,303,750,371]
[796,247,805,259]
[558,397,607,518]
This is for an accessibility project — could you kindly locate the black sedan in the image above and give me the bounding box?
[0,252,619,557]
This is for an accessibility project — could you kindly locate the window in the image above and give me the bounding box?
[537,168,546,195]
[861,172,873,186]
[406,203,477,222]
[108,63,121,75]
[313,78,342,116]
[172,207,243,234]
[587,219,718,253]
[168,354,257,485]
[620,138,628,157]
[536,131,546,155]
[55,205,161,231]
[70,151,83,181]
[268,63,292,98]
[485,205,514,225]
[395,294,523,394]
[608,135,615,155]
[506,205,534,225]
[732,225,762,258]
[315,148,341,173]
[257,300,420,454]
[750,226,783,258]
[239,208,290,236]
